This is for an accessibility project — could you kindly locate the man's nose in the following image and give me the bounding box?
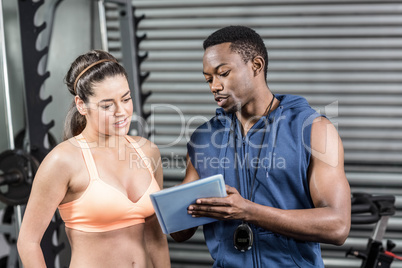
[210,78,223,94]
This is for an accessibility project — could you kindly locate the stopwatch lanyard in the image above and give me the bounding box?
[232,95,275,252]
[232,95,275,201]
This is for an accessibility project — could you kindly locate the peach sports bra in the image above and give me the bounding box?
[58,134,160,232]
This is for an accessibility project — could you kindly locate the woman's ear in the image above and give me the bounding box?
[75,96,87,115]
[252,56,265,77]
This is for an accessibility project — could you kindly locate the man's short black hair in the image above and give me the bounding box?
[203,25,268,81]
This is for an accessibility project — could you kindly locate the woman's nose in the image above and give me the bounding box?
[114,103,125,115]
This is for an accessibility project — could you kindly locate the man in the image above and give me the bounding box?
[171,25,350,267]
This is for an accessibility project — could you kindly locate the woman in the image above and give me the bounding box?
[17,50,170,267]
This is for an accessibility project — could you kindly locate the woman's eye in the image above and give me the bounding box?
[101,104,113,110]
[123,97,132,102]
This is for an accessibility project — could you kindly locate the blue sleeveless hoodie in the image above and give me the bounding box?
[187,94,325,268]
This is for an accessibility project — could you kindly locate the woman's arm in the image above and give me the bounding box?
[17,144,72,267]
[143,140,171,267]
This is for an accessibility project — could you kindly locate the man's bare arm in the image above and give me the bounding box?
[188,117,351,245]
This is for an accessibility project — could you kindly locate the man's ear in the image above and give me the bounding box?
[75,96,87,115]
[252,56,265,77]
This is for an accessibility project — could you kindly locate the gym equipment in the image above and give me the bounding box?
[0,0,64,267]
[0,0,14,150]
[0,206,23,268]
[0,150,39,205]
[347,192,401,268]
[18,0,55,162]
[14,0,66,265]
[14,130,57,151]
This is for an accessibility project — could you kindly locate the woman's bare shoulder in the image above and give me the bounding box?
[39,138,82,176]
[128,136,160,158]
[128,136,161,172]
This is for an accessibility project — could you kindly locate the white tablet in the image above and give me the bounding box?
[150,174,226,234]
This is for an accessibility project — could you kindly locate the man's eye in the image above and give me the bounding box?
[204,77,212,83]
[220,71,230,77]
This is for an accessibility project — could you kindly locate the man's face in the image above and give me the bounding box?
[203,42,255,113]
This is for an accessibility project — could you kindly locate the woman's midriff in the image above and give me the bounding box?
[65,224,148,268]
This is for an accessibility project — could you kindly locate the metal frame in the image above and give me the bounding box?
[0,206,24,268]
[98,0,109,51]
[1,2,22,267]
[349,193,397,268]
[37,0,63,75]
[15,0,65,267]
[0,0,15,150]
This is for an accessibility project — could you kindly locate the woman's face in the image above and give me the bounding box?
[84,75,133,137]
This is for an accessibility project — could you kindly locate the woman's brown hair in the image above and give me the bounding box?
[63,50,128,140]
